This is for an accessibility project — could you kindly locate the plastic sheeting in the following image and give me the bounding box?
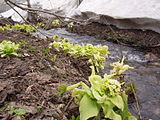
[74,0,160,33]
[1,0,160,33]
[0,0,80,21]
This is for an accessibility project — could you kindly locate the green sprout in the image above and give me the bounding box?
[0,40,21,57]
[68,22,74,28]
[52,20,61,26]
[0,24,36,33]
[70,115,80,120]
[49,37,109,72]
[9,108,26,116]
[36,22,45,28]
[12,24,36,33]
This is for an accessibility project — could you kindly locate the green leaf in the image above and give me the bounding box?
[91,88,102,101]
[109,95,124,111]
[70,115,80,120]
[35,106,42,110]
[0,40,21,57]
[67,82,82,91]
[120,92,129,119]
[67,82,92,98]
[55,85,68,95]
[128,116,137,120]
[9,109,26,116]
[101,101,122,120]
[79,94,100,120]
[11,52,19,56]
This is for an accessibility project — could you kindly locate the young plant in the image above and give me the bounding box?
[9,108,26,116]
[70,115,80,120]
[110,56,134,76]
[65,61,136,120]
[0,40,21,57]
[12,24,36,33]
[0,24,36,33]
[52,19,61,26]
[36,22,45,28]
[49,36,109,71]
[0,26,5,31]
[68,22,74,28]
[0,24,10,31]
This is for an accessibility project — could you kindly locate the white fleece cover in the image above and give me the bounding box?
[1,0,160,33]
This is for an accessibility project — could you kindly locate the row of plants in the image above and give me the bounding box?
[49,35,110,72]
[0,34,109,70]
[0,19,73,34]
[0,24,36,33]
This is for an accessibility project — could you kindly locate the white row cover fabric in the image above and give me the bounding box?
[74,0,160,33]
[0,0,80,21]
[77,0,160,19]
[1,0,160,33]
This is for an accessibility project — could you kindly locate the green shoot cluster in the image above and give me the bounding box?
[0,24,36,33]
[67,60,135,120]
[52,20,61,26]
[49,35,110,72]
[0,40,21,57]
[68,22,74,28]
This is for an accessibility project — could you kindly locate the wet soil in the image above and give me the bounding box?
[0,30,90,119]
[67,22,160,57]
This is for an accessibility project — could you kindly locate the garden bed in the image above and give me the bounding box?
[0,30,90,120]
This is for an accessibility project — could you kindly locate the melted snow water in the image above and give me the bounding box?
[34,28,160,120]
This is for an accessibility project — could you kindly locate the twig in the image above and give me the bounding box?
[147,43,160,48]
[5,0,49,37]
[5,0,85,23]
[5,0,27,24]
[129,80,142,119]
[26,0,31,22]
[57,104,68,120]
[26,0,31,8]
[64,97,74,112]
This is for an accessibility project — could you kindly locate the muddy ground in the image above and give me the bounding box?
[67,22,160,57]
[0,29,90,120]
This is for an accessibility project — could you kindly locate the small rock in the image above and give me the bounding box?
[144,52,159,61]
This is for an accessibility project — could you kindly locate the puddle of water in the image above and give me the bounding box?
[34,28,160,120]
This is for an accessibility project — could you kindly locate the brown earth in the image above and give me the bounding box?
[67,22,160,57]
[0,30,90,120]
